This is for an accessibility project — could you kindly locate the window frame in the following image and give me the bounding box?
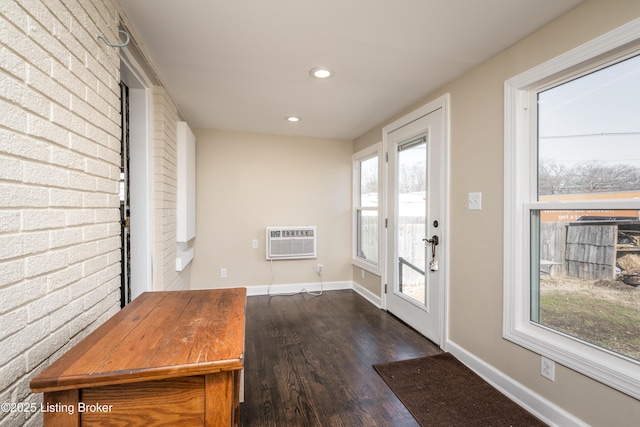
[504,18,640,399]
[353,143,382,274]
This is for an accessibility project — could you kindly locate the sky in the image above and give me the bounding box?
[538,52,640,168]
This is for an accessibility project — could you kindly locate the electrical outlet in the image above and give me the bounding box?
[252,239,259,249]
[541,356,555,381]
[220,268,227,278]
[317,264,323,276]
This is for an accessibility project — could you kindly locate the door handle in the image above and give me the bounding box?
[423,235,439,246]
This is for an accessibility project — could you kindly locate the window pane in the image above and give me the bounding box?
[538,54,640,199]
[531,209,640,361]
[360,156,378,207]
[356,210,378,264]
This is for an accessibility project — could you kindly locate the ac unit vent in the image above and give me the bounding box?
[266,226,317,260]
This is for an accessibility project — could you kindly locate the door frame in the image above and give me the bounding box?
[120,45,154,302]
[381,94,450,347]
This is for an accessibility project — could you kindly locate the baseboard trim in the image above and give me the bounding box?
[446,341,587,427]
[352,281,382,308]
[244,281,353,296]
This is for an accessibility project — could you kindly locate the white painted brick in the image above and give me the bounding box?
[0,316,48,366]
[0,308,27,342]
[49,298,83,331]
[0,99,28,134]
[84,157,111,178]
[26,66,70,109]
[94,207,118,223]
[49,188,82,207]
[26,327,70,371]
[22,209,66,230]
[28,16,68,67]
[0,17,50,75]
[0,277,46,316]
[83,86,109,114]
[0,260,24,288]
[96,144,119,166]
[26,114,70,147]
[51,103,87,137]
[86,121,115,147]
[0,356,26,394]
[47,263,82,290]
[69,133,98,157]
[0,231,49,261]
[0,155,23,181]
[95,176,117,194]
[0,45,25,82]
[82,253,108,277]
[0,211,20,233]
[68,170,96,191]
[0,130,51,163]
[27,288,69,322]
[68,241,97,264]
[82,191,109,208]
[24,248,69,277]
[23,162,69,187]
[65,208,94,226]
[1,1,28,34]
[51,146,85,170]
[51,60,86,100]
[83,223,109,241]
[96,235,119,254]
[0,184,48,208]
[49,226,83,249]
[69,55,98,92]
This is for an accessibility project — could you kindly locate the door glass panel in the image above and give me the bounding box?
[397,137,427,305]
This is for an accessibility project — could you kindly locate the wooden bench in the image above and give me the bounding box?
[30,288,246,426]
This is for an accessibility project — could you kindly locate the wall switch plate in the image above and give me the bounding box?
[541,356,555,381]
[468,192,482,210]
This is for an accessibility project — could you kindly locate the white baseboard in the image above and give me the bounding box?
[446,341,587,427]
[244,281,352,296]
[352,281,382,308]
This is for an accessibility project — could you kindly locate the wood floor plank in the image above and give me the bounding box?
[240,290,440,426]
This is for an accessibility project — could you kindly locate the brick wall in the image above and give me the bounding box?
[0,1,189,425]
[152,86,191,292]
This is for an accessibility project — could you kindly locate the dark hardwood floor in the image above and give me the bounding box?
[240,289,441,426]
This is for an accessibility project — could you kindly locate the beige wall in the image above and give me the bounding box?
[353,0,640,425]
[191,129,352,290]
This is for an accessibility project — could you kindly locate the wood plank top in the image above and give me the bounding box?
[31,288,246,393]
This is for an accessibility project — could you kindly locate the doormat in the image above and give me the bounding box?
[373,352,547,426]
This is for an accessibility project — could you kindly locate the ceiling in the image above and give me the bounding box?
[118,0,583,140]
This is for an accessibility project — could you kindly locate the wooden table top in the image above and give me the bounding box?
[30,288,246,393]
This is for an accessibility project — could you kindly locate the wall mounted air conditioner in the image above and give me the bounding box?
[266,226,317,260]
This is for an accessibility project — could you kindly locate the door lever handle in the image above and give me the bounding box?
[423,235,439,246]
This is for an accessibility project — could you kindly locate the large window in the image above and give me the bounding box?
[353,144,381,273]
[504,20,640,399]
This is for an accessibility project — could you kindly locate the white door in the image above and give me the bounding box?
[385,103,446,344]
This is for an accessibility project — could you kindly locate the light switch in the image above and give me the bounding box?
[468,192,482,210]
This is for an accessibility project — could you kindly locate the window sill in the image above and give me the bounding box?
[352,258,381,276]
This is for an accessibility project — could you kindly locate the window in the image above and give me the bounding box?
[353,144,381,273]
[504,19,640,399]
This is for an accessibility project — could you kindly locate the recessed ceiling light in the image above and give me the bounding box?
[309,67,333,79]
[286,116,301,122]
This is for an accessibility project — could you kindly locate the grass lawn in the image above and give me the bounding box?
[540,290,640,360]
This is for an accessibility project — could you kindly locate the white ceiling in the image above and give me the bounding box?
[118,0,582,140]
